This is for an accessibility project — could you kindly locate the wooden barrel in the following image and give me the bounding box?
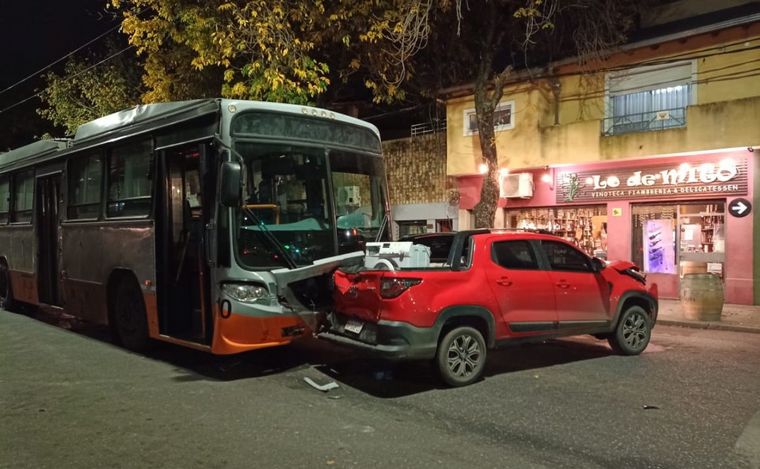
[680,261,707,278]
[680,273,724,321]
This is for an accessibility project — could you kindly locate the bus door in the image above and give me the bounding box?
[156,144,211,343]
[36,173,62,306]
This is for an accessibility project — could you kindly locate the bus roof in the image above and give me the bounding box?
[74,98,381,143]
[0,140,70,170]
[73,99,218,143]
[1,99,381,172]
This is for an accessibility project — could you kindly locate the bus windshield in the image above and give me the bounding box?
[234,142,387,268]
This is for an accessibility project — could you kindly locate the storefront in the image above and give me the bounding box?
[391,202,457,239]
[456,149,755,304]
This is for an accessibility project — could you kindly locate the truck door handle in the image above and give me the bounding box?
[556,281,570,289]
[497,277,512,286]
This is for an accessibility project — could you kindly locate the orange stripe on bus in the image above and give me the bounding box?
[142,291,160,338]
[211,305,310,355]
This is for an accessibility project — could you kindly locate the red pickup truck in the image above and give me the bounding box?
[320,230,659,387]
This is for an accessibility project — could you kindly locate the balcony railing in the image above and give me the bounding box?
[411,119,446,137]
[602,107,687,136]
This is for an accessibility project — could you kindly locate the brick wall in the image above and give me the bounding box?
[382,132,448,206]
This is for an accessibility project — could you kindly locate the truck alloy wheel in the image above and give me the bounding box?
[437,326,487,387]
[608,305,651,355]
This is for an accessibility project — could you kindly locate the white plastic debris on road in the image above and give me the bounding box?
[303,377,340,392]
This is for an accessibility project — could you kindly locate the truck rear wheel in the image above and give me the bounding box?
[436,326,486,387]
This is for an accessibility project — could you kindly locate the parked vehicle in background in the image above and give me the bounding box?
[321,230,659,386]
[0,99,390,354]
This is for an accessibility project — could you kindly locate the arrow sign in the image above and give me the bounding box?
[729,198,752,218]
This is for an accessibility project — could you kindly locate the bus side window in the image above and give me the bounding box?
[106,141,153,218]
[11,170,34,224]
[67,153,102,220]
[0,175,9,224]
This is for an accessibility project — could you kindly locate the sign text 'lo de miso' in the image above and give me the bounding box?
[556,157,748,203]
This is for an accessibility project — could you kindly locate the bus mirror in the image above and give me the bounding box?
[220,161,242,207]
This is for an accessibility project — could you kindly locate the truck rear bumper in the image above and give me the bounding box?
[319,312,438,360]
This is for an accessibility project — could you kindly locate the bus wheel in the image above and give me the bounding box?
[112,279,151,352]
[0,262,14,311]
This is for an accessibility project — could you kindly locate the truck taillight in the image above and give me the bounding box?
[380,278,421,299]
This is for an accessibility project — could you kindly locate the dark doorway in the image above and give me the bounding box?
[36,173,62,306]
[156,144,211,343]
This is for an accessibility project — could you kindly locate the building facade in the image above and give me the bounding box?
[444,9,760,304]
[383,131,457,238]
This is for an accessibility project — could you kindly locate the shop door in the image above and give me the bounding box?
[677,202,725,279]
[36,173,62,306]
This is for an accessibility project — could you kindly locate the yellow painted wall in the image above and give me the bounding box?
[599,96,760,158]
[447,84,552,174]
[698,38,760,104]
[446,30,760,175]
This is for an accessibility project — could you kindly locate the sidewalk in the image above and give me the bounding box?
[657,299,760,334]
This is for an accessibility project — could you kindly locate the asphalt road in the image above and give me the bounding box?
[1,309,759,469]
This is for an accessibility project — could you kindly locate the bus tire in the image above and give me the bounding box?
[112,278,151,352]
[0,261,14,311]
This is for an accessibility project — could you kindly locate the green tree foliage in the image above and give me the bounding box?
[110,0,385,104]
[38,42,144,135]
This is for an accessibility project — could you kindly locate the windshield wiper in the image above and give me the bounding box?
[240,206,298,270]
[218,137,297,269]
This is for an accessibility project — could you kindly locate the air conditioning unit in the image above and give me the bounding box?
[500,173,534,198]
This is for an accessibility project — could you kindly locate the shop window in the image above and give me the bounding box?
[605,61,693,135]
[632,201,724,277]
[492,240,539,270]
[107,141,153,218]
[436,219,453,233]
[68,153,103,219]
[503,205,607,257]
[11,170,34,223]
[540,241,592,273]
[0,176,9,224]
[463,100,514,136]
[397,220,427,238]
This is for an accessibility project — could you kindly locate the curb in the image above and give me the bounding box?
[656,319,760,334]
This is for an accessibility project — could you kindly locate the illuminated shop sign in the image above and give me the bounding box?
[556,157,748,203]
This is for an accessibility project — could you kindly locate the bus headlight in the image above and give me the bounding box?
[222,283,271,304]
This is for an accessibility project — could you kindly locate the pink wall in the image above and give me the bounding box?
[455,149,755,304]
[725,195,754,304]
[606,201,632,261]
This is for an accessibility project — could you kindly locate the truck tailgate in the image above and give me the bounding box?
[332,270,385,322]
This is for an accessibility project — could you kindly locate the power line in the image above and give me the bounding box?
[0,45,136,116]
[0,23,122,97]
[557,61,760,103]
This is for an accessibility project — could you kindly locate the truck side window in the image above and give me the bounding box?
[492,240,539,270]
[540,241,592,272]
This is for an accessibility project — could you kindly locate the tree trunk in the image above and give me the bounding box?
[468,1,506,229]
[471,83,500,228]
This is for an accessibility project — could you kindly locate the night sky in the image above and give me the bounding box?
[0,1,432,148]
[0,0,115,150]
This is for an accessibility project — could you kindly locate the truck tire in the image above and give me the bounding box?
[608,305,651,355]
[436,326,486,387]
[112,278,151,352]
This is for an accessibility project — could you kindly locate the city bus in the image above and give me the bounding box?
[0,99,390,354]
